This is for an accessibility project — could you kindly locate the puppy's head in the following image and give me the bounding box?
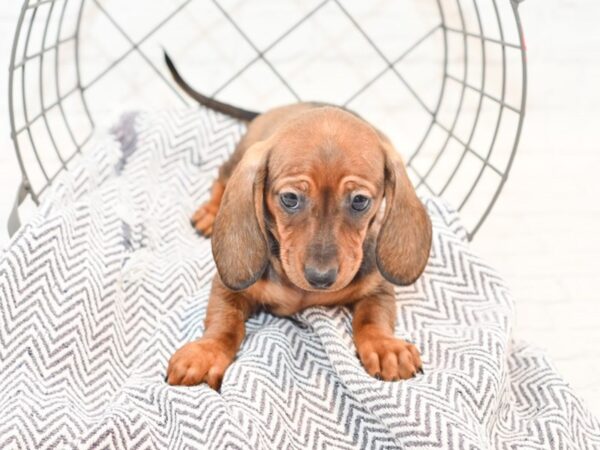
[212,107,432,292]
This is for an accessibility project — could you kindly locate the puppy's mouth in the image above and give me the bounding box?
[295,281,348,293]
[279,247,358,293]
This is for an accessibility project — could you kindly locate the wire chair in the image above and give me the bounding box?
[8,0,527,240]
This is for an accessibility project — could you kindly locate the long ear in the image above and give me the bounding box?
[212,141,270,291]
[376,142,432,286]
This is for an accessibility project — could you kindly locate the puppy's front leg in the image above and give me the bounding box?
[191,180,225,237]
[353,287,423,381]
[166,276,256,389]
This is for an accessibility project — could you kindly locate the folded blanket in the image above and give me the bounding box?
[1,108,598,449]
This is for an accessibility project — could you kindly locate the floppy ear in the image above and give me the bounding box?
[376,142,432,286]
[212,141,270,291]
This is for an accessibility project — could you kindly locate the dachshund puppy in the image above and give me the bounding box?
[164,53,432,389]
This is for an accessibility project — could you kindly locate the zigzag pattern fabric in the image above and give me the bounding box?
[1,108,599,449]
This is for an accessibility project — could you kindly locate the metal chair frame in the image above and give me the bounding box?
[7,0,527,240]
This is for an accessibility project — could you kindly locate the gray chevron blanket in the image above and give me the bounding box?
[1,108,599,449]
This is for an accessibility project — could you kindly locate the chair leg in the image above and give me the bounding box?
[7,179,29,238]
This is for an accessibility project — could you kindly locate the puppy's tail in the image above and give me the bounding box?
[164,51,260,121]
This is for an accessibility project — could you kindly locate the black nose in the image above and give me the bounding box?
[304,267,338,289]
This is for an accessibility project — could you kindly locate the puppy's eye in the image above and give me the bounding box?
[280,192,300,210]
[351,194,371,212]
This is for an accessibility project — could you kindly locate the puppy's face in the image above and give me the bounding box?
[212,107,431,293]
[265,111,385,291]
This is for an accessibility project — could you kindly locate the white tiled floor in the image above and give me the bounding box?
[1,0,599,417]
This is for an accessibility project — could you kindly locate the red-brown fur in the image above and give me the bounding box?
[166,104,432,389]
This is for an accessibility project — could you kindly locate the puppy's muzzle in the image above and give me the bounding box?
[304,266,338,289]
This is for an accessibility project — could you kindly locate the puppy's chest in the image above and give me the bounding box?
[247,278,373,316]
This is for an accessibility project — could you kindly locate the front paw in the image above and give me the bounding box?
[356,333,423,381]
[166,338,233,389]
[191,202,218,237]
